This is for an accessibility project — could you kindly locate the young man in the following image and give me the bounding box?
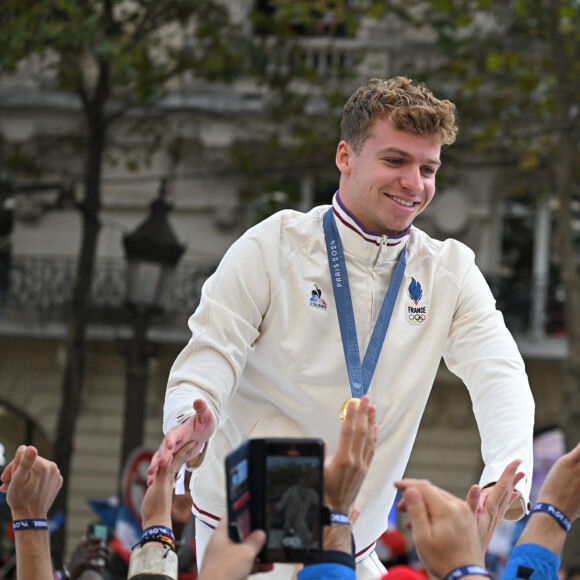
[148,77,535,579]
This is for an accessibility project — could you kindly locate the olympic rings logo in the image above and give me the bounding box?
[408,314,427,323]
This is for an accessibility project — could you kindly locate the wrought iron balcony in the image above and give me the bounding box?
[0,254,568,358]
[0,254,217,335]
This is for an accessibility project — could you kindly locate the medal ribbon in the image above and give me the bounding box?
[323,207,407,397]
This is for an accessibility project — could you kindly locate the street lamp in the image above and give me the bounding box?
[120,181,185,471]
[0,200,14,304]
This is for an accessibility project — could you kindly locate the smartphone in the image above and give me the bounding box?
[86,523,108,568]
[226,438,324,564]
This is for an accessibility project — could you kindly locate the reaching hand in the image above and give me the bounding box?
[395,479,485,580]
[536,441,580,521]
[147,398,216,485]
[197,518,273,580]
[142,440,201,530]
[465,459,524,551]
[324,395,378,515]
[512,441,580,556]
[2,446,63,520]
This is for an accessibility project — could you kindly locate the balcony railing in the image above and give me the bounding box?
[0,254,568,350]
[0,254,217,333]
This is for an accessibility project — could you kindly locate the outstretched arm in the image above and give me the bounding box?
[500,442,580,580]
[141,440,201,530]
[129,440,207,580]
[1,445,63,580]
[516,441,580,554]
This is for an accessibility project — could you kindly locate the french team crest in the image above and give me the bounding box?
[309,283,327,310]
[407,277,427,325]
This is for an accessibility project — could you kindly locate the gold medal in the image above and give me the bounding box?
[340,398,361,422]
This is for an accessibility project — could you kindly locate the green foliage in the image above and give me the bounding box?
[0,0,248,107]
[0,0,368,221]
[254,0,359,37]
[392,0,580,191]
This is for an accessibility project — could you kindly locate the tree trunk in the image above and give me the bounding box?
[50,104,105,565]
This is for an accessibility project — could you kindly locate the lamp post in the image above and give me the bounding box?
[0,200,13,304]
[120,181,185,471]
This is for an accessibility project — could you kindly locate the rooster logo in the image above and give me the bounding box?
[309,283,327,309]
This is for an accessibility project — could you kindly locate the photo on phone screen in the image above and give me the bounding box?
[88,523,108,540]
[263,441,323,563]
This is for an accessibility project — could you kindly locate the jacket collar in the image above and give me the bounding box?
[331,191,410,263]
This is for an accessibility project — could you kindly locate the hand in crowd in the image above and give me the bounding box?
[1,445,62,580]
[395,478,484,580]
[197,517,273,580]
[324,395,378,517]
[466,459,524,551]
[1,445,62,519]
[515,441,580,555]
[66,536,111,579]
[148,398,216,485]
[141,439,201,530]
[535,441,580,522]
[395,459,524,580]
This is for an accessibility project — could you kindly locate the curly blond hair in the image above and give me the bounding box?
[341,77,458,154]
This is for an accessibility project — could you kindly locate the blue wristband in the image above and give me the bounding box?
[531,502,571,532]
[13,519,48,531]
[330,512,350,525]
[444,565,491,580]
[142,525,175,541]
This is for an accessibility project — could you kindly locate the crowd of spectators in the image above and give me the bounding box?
[1,398,579,580]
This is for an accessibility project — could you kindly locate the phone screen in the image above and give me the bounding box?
[86,524,108,568]
[263,442,323,563]
[88,524,109,540]
[227,457,252,542]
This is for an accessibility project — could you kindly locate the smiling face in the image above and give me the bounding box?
[336,116,442,236]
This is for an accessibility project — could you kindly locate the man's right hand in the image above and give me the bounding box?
[147,398,216,485]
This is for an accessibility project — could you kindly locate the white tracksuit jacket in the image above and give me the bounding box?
[163,193,534,557]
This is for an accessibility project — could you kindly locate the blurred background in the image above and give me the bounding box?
[0,0,578,577]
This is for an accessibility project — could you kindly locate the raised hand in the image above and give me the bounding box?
[465,459,524,551]
[324,395,378,516]
[3,446,63,520]
[535,441,580,521]
[513,441,580,556]
[142,439,201,530]
[197,517,273,580]
[395,479,485,580]
[2,446,63,580]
